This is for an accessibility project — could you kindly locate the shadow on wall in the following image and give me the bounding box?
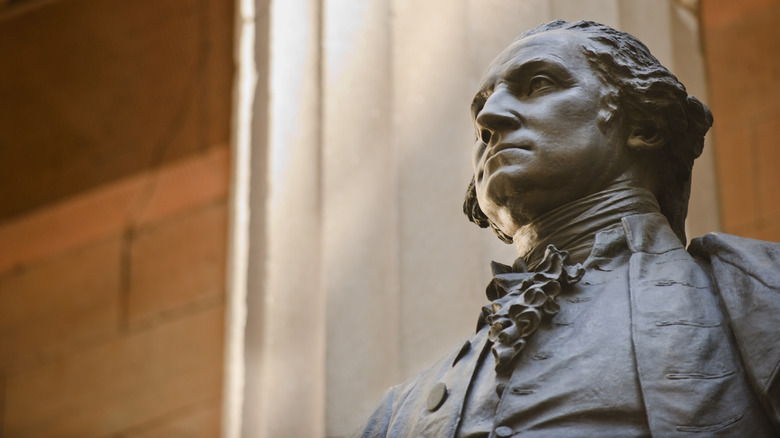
[0,0,234,436]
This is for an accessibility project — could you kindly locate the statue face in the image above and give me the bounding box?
[471,30,632,237]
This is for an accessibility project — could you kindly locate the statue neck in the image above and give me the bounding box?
[513,186,660,269]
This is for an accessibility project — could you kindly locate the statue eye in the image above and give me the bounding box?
[528,75,555,95]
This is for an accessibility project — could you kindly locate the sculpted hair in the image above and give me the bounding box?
[464,19,713,244]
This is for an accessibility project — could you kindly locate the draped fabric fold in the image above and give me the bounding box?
[482,245,584,395]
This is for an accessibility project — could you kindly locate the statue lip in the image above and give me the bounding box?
[485,142,533,162]
[478,143,534,180]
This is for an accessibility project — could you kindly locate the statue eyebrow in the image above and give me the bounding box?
[470,57,572,118]
[503,57,573,85]
[503,58,555,81]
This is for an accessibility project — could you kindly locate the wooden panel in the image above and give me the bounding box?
[0,175,146,274]
[702,0,780,236]
[129,203,227,326]
[756,221,780,242]
[3,306,224,438]
[0,236,121,371]
[0,147,229,274]
[0,0,234,221]
[133,147,229,227]
[206,0,235,148]
[702,0,780,28]
[755,112,780,224]
[703,6,780,127]
[123,401,221,438]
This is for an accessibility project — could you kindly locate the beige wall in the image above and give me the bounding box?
[247,1,718,437]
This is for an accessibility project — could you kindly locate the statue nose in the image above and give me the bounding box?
[475,89,522,145]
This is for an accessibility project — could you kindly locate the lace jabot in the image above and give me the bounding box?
[482,186,661,395]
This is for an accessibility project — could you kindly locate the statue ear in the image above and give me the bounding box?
[627,125,666,150]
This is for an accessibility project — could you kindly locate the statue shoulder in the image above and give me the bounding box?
[690,232,780,271]
[689,232,780,427]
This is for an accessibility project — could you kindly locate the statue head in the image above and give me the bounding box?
[463,20,713,244]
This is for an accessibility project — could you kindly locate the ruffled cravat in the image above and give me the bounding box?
[482,246,584,395]
[482,187,660,395]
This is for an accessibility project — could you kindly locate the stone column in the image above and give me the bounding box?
[321,1,399,435]
[241,0,326,436]
[228,1,719,436]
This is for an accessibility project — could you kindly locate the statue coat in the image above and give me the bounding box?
[357,213,780,437]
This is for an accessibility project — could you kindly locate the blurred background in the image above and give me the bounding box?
[1,0,778,437]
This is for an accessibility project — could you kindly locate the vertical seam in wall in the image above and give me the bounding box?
[388,0,402,385]
[315,0,326,431]
[114,0,210,334]
[120,227,134,333]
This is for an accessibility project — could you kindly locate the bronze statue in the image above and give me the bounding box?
[356,20,780,437]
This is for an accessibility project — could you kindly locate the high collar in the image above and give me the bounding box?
[513,187,661,269]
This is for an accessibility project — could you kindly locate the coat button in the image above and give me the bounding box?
[426,382,448,411]
[495,425,514,437]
